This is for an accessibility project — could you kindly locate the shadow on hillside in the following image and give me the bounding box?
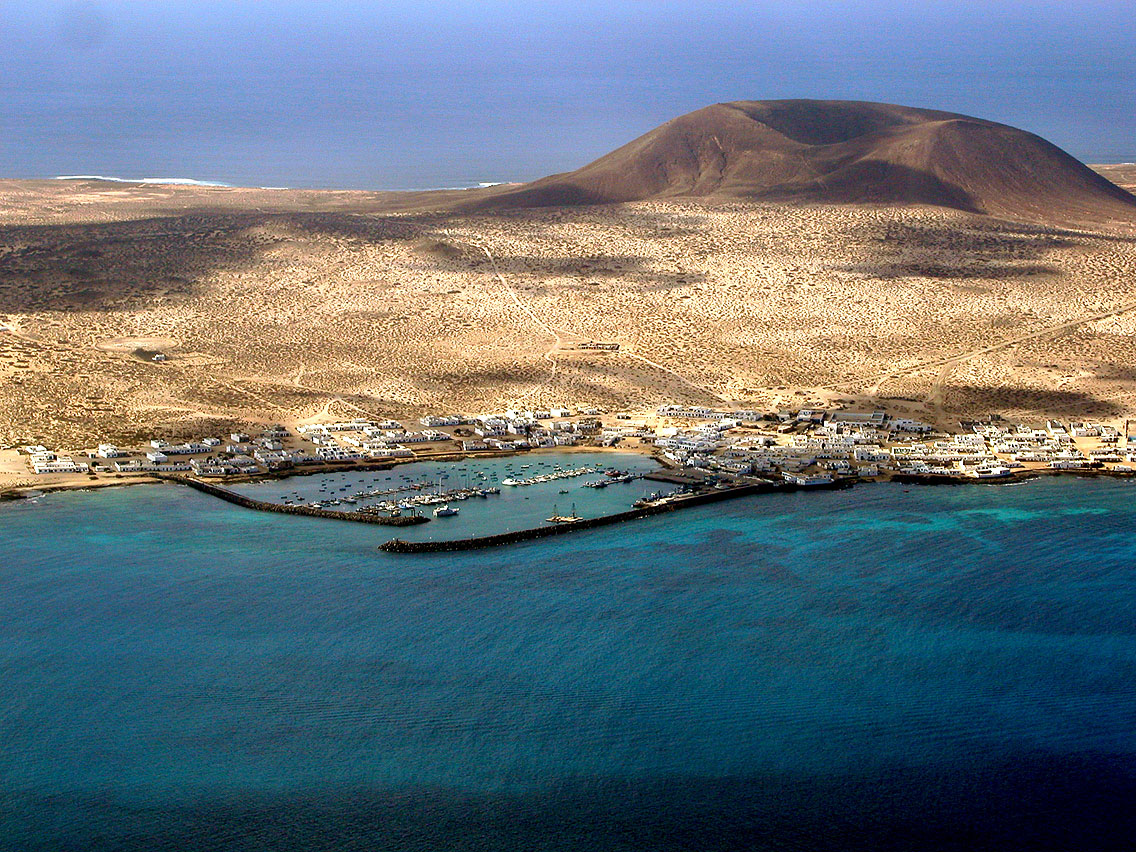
[943,384,1122,417]
[0,211,443,313]
[464,163,992,216]
[844,261,1062,279]
[831,219,1127,280]
[761,161,987,214]
[485,253,707,291]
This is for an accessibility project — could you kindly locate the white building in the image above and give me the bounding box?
[32,456,88,474]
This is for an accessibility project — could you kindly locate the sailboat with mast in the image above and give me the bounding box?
[546,503,583,524]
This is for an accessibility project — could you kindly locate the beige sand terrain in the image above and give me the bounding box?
[2,179,1136,451]
[1093,164,1136,194]
[2,101,1136,450]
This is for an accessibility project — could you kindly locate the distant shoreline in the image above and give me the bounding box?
[7,439,1136,508]
[6,448,1136,556]
[46,175,519,193]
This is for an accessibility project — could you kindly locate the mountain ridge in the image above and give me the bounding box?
[464,99,1136,222]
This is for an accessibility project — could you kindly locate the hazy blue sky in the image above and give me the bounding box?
[2,0,1134,188]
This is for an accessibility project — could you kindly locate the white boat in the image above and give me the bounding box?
[433,504,459,517]
[501,478,519,486]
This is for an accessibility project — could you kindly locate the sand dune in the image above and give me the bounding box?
[470,100,1136,224]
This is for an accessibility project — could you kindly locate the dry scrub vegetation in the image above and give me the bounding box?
[2,178,1136,448]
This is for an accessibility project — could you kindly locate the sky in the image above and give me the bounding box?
[1,0,1134,189]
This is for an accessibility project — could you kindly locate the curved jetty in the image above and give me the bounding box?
[173,476,429,526]
[380,480,844,552]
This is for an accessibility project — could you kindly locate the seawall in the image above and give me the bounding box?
[380,478,853,553]
[171,476,429,526]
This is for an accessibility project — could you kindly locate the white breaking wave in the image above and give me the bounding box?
[407,180,514,191]
[54,175,232,187]
[53,175,512,192]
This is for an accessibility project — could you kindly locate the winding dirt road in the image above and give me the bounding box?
[474,243,562,405]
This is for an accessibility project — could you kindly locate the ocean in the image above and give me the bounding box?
[2,1,1135,190]
[2,470,1135,850]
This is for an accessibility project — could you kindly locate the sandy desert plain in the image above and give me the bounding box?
[4,177,1136,454]
[4,102,1136,499]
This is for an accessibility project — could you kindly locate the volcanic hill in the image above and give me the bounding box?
[470,100,1136,222]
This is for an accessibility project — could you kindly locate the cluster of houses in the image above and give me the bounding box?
[23,404,607,478]
[649,406,1135,482]
[86,431,297,476]
[21,398,1136,487]
[292,407,602,458]
[972,421,1124,469]
[25,446,90,475]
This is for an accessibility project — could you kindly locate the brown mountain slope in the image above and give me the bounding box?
[468,100,1136,222]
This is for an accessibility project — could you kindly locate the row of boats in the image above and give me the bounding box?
[582,472,637,488]
[501,467,641,490]
[632,487,689,508]
[268,461,648,520]
[500,466,603,487]
[354,485,502,517]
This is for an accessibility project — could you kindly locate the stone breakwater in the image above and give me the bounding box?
[380,478,854,553]
[171,476,429,526]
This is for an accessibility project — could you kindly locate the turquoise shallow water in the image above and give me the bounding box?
[2,473,1135,850]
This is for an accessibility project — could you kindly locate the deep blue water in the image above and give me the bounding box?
[2,1,1135,189]
[2,474,1136,850]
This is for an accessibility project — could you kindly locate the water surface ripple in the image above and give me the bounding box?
[1,475,1134,850]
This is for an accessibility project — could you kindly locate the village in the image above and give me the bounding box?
[8,399,1136,497]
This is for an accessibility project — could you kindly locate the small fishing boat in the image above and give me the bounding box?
[546,503,582,524]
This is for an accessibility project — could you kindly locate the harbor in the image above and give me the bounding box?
[223,452,663,542]
[18,403,1136,553]
[379,474,853,553]
[380,483,765,552]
